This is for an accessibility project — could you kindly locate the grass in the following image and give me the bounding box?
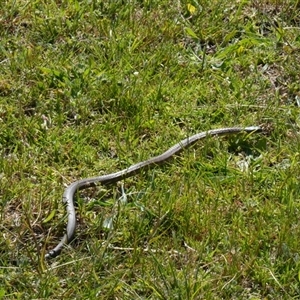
[1,0,300,298]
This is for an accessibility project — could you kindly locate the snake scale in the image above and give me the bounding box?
[45,126,262,259]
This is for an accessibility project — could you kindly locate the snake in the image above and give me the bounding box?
[45,126,262,259]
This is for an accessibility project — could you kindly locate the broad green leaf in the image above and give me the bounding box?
[42,210,57,224]
[185,27,199,39]
[39,67,53,75]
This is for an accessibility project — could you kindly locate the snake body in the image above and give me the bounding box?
[45,126,262,259]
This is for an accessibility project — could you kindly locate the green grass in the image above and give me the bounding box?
[1,0,300,298]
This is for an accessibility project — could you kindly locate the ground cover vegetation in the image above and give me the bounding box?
[1,0,300,298]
